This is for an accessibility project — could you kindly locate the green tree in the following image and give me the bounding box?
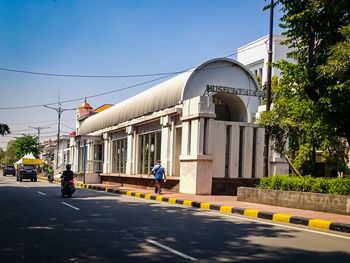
[267,0,350,143]
[0,148,4,165]
[0,123,10,136]
[259,1,350,175]
[14,134,39,159]
[319,23,350,145]
[2,140,18,165]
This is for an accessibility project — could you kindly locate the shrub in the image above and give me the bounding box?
[258,175,350,196]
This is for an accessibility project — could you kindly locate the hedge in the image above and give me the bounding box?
[259,175,350,195]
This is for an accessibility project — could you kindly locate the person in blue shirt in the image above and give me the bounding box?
[148,160,166,194]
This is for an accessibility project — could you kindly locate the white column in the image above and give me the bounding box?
[181,121,190,156]
[169,120,175,176]
[230,125,240,178]
[190,119,200,155]
[161,116,170,173]
[132,130,137,174]
[255,127,265,178]
[126,126,133,175]
[103,133,109,174]
[242,126,253,178]
[198,118,205,155]
[207,118,214,155]
[108,136,112,174]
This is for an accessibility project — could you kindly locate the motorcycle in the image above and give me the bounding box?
[48,174,54,183]
[61,179,75,198]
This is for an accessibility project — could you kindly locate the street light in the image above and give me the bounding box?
[28,125,50,151]
[44,102,76,170]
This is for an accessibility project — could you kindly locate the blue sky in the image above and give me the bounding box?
[0,0,284,148]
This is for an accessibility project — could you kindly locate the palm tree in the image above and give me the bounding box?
[0,123,10,136]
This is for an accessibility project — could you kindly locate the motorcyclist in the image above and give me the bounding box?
[48,167,54,183]
[60,164,74,190]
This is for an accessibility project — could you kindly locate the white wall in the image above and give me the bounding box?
[237,35,295,84]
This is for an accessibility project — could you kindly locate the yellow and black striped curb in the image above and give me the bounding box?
[39,176,350,234]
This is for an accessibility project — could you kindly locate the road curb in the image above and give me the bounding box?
[39,176,350,234]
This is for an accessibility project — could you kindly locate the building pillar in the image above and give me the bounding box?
[179,96,216,194]
[229,124,240,178]
[126,126,133,175]
[242,126,253,178]
[103,133,109,174]
[168,119,175,176]
[255,128,265,178]
[160,116,171,174]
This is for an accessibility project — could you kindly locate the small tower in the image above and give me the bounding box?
[78,98,93,120]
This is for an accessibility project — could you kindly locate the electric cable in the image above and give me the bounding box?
[0,42,266,110]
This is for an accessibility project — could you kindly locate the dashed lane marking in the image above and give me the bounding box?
[61,202,80,211]
[37,191,46,196]
[146,239,197,261]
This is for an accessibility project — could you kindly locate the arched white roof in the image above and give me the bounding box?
[79,58,260,135]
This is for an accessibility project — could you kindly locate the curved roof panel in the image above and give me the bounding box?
[79,58,260,135]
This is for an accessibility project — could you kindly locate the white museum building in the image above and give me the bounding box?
[68,58,266,194]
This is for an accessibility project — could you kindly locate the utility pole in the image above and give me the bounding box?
[28,125,51,152]
[263,0,274,177]
[44,97,76,170]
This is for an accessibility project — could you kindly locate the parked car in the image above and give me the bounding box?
[17,165,37,182]
[3,165,16,176]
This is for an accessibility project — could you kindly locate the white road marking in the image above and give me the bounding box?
[146,239,197,261]
[68,188,350,240]
[125,196,350,240]
[37,191,46,196]
[61,202,80,211]
[207,210,350,240]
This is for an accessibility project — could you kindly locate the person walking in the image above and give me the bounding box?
[148,160,166,194]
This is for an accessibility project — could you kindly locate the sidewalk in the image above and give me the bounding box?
[89,182,350,225]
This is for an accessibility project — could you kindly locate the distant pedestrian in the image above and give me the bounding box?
[148,160,166,194]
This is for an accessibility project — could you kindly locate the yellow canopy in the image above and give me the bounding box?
[15,153,42,165]
[22,158,42,165]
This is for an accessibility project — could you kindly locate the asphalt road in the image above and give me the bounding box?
[0,175,350,263]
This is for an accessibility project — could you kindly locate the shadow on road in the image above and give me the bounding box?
[0,183,349,263]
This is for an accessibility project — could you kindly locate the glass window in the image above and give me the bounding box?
[112,138,127,174]
[139,132,161,174]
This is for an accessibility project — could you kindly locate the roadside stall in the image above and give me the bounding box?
[15,153,43,167]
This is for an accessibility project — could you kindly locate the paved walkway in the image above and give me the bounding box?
[88,182,350,225]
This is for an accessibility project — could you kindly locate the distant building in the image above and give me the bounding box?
[42,135,73,173]
[237,35,293,176]
[69,58,265,194]
[237,34,293,84]
[42,139,56,166]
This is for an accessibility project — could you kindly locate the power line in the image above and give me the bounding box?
[0,43,266,111]
[9,122,57,132]
[0,48,242,79]
[7,119,73,125]
[0,72,178,110]
[61,123,75,130]
[0,67,187,78]
[0,66,225,110]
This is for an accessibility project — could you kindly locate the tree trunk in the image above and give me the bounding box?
[304,24,320,102]
[280,152,303,178]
